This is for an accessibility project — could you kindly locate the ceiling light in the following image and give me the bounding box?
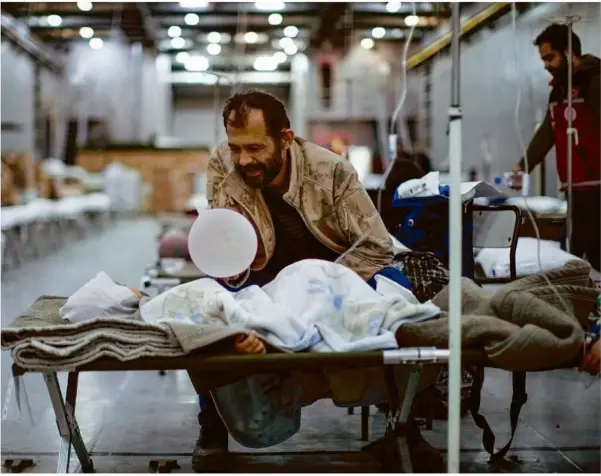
[79,27,94,39]
[244,31,258,44]
[168,26,182,38]
[386,1,402,13]
[283,43,297,55]
[391,28,403,38]
[206,43,221,55]
[184,13,199,26]
[175,51,190,63]
[179,1,209,8]
[185,55,209,71]
[405,15,419,27]
[77,1,93,12]
[89,38,103,50]
[360,38,375,49]
[268,13,283,25]
[47,15,62,27]
[371,27,386,39]
[207,31,221,43]
[255,2,285,11]
[273,51,287,63]
[171,37,186,49]
[283,26,298,38]
[253,56,278,71]
[279,36,293,48]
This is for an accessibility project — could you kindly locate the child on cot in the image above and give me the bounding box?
[129,285,599,374]
[129,285,267,354]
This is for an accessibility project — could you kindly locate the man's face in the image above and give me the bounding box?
[227,109,283,188]
[538,42,567,78]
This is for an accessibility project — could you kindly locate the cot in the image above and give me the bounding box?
[8,346,580,474]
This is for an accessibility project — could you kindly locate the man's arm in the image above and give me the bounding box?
[517,109,555,173]
[333,161,394,280]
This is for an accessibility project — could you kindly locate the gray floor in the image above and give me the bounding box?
[1,218,600,473]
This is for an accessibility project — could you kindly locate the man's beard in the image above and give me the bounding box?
[237,146,283,189]
[547,56,569,83]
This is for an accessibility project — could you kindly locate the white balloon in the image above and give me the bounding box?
[188,209,258,278]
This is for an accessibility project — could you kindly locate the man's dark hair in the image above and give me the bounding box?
[222,89,291,139]
[534,23,582,57]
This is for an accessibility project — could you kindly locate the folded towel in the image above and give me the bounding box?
[59,272,140,324]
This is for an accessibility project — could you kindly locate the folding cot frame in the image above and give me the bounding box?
[11,348,510,474]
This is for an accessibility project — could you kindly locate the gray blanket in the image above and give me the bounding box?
[397,260,597,371]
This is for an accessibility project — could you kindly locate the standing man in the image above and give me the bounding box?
[192,89,443,472]
[512,23,600,271]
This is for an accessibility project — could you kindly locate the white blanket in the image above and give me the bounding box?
[475,238,584,278]
[141,259,441,352]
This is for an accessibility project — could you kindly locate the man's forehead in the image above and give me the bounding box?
[538,42,554,55]
[227,108,267,135]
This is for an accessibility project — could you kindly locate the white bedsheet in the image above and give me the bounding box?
[141,259,440,352]
[476,237,583,279]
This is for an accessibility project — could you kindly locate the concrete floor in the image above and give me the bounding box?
[1,217,600,473]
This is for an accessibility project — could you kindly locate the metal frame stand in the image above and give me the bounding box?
[43,372,94,473]
[29,349,449,473]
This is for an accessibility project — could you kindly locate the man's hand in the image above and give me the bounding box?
[581,340,601,376]
[509,164,523,190]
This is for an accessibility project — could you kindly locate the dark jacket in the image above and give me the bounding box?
[519,54,600,190]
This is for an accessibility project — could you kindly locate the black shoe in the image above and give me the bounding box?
[191,402,229,472]
[407,424,445,473]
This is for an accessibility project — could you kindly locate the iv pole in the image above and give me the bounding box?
[565,15,576,254]
[447,3,463,473]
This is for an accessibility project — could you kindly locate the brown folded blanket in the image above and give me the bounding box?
[396,260,598,371]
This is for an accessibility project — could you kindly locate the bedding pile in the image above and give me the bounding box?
[1,259,597,373]
[1,258,598,448]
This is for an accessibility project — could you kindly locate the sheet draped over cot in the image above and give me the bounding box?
[1,258,598,447]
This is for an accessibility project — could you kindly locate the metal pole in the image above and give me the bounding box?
[566,19,574,253]
[447,3,463,473]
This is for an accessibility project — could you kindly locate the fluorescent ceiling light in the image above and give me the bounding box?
[244,31,259,44]
[279,37,293,48]
[273,51,287,63]
[185,55,209,71]
[171,37,186,49]
[255,2,285,11]
[253,56,278,71]
[283,25,298,38]
[89,38,103,50]
[168,26,182,38]
[77,1,93,12]
[283,43,297,55]
[207,31,222,43]
[47,15,62,27]
[360,38,375,49]
[268,13,283,25]
[184,13,199,26]
[371,27,386,39]
[179,1,209,8]
[206,43,221,55]
[79,27,94,39]
[386,1,402,13]
[405,15,419,27]
[175,52,190,63]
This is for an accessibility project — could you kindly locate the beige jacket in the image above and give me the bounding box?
[206,137,394,286]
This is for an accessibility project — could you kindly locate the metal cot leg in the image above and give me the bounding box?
[360,406,370,441]
[43,372,94,473]
[364,365,421,472]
